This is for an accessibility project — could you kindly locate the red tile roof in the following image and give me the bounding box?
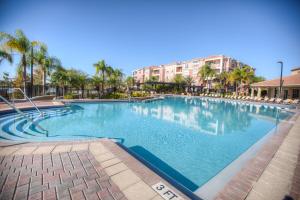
[251,73,300,87]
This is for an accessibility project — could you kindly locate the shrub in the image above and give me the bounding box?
[64,93,74,99]
[131,91,149,97]
[102,92,128,99]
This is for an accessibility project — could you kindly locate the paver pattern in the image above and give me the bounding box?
[0,150,125,200]
[0,100,64,112]
[0,140,174,200]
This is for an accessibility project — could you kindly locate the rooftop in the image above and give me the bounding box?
[251,73,300,87]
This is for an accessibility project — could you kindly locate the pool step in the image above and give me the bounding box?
[0,107,75,141]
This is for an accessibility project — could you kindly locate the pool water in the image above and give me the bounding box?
[0,97,292,191]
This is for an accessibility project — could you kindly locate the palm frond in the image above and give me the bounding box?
[0,49,13,64]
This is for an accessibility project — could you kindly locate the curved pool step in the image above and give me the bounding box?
[0,108,76,141]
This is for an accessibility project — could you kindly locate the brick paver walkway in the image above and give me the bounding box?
[0,150,125,200]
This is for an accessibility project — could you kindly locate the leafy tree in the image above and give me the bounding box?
[92,75,103,98]
[216,71,229,93]
[35,44,61,94]
[252,76,265,83]
[0,30,41,95]
[50,66,67,96]
[230,67,242,95]
[173,74,185,84]
[198,64,215,93]
[184,76,194,93]
[93,60,107,96]
[125,76,135,88]
[146,76,159,83]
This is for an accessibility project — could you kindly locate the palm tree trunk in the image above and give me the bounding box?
[43,70,46,95]
[30,46,33,98]
[22,54,27,96]
[81,85,84,98]
[101,70,105,97]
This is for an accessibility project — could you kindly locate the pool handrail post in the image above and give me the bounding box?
[0,94,47,133]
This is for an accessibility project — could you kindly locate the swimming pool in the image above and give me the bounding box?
[0,96,293,192]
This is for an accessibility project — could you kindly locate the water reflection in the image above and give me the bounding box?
[131,97,287,136]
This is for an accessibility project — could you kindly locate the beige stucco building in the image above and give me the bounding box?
[132,55,246,86]
[251,67,300,100]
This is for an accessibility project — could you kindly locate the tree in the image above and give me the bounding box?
[0,49,13,65]
[50,66,67,96]
[111,68,123,92]
[146,76,159,83]
[216,71,229,93]
[172,74,185,84]
[184,76,194,93]
[198,64,215,93]
[252,76,265,83]
[92,75,102,98]
[125,76,135,92]
[240,65,255,95]
[0,30,40,95]
[35,44,61,94]
[65,69,87,98]
[93,60,107,96]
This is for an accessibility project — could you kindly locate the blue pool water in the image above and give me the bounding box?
[0,97,292,191]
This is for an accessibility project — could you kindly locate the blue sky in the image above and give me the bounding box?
[0,0,300,79]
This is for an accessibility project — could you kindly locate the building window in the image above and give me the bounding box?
[176,67,182,73]
[292,89,299,99]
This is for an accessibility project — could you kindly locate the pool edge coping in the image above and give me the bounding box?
[213,110,300,200]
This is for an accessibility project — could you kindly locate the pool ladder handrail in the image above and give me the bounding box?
[10,88,44,118]
[0,94,47,133]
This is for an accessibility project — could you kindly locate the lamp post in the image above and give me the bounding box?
[277,61,283,98]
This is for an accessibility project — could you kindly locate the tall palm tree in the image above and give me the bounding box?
[93,60,107,97]
[216,71,229,93]
[0,49,13,65]
[35,44,62,95]
[92,75,102,98]
[106,65,114,89]
[231,67,242,95]
[125,76,135,88]
[198,64,215,93]
[184,76,194,93]
[0,30,40,95]
[112,68,123,90]
[50,66,67,96]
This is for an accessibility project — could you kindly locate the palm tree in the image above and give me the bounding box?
[240,65,254,95]
[184,76,194,93]
[34,44,61,95]
[112,68,123,91]
[125,76,135,88]
[43,57,61,94]
[51,66,67,96]
[230,68,242,95]
[0,30,40,95]
[0,49,13,65]
[93,60,107,97]
[216,71,229,93]
[198,64,215,93]
[92,75,102,98]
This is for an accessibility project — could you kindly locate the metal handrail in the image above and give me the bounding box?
[0,95,47,132]
[10,88,44,117]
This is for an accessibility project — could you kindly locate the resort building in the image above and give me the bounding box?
[132,55,246,86]
[251,67,300,99]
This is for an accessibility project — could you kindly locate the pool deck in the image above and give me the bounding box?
[0,99,300,200]
[0,100,65,112]
[0,139,189,200]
